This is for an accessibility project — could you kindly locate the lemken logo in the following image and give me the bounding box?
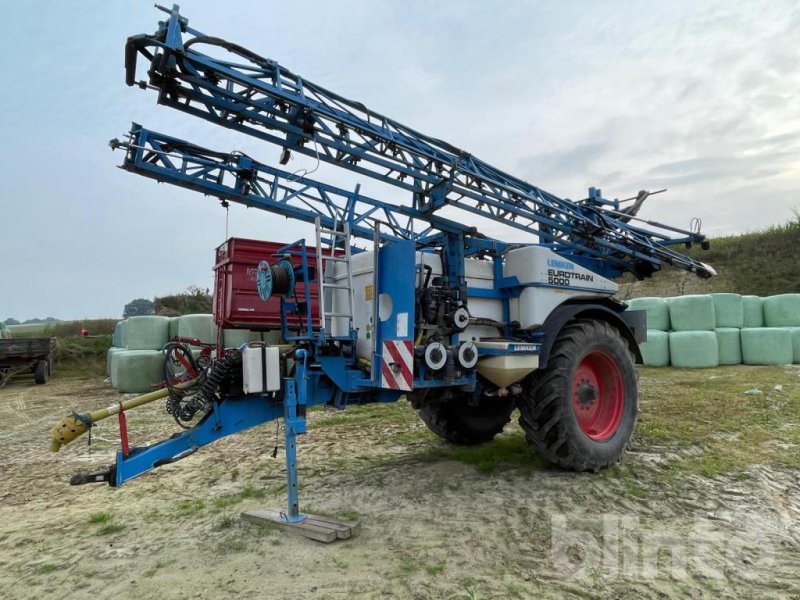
[547,258,574,270]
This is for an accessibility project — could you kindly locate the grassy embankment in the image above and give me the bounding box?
[8,319,117,379]
[618,215,800,298]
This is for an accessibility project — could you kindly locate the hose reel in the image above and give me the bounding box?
[256,259,295,301]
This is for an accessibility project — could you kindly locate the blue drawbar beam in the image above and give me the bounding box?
[113,393,282,487]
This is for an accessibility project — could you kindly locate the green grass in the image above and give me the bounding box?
[418,432,548,474]
[176,499,205,516]
[636,366,800,478]
[312,402,411,429]
[620,213,800,297]
[302,505,360,522]
[8,319,118,338]
[98,523,125,535]
[214,516,237,530]
[35,564,60,575]
[212,485,268,510]
[88,511,113,524]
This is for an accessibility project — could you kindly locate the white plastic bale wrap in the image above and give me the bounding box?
[114,350,165,393]
[638,329,670,367]
[710,293,743,328]
[742,295,764,328]
[667,295,716,331]
[668,331,719,368]
[626,297,670,331]
[714,328,742,365]
[122,316,171,350]
[170,314,216,344]
[763,294,800,327]
[784,327,800,364]
[740,328,793,365]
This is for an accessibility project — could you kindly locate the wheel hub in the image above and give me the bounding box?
[571,349,624,442]
[575,379,598,409]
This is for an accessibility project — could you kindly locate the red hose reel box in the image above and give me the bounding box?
[213,237,321,330]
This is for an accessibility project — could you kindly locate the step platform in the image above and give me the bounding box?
[241,508,360,543]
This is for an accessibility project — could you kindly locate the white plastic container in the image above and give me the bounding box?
[241,345,281,393]
[330,245,616,361]
[331,251,503,361]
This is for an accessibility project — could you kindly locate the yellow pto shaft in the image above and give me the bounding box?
[50,379,198,452]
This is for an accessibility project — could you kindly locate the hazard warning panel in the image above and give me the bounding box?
[380,340,414,391]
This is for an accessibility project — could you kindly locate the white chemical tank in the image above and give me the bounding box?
[330,246,616,366]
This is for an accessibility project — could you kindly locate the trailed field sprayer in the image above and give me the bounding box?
[54,5,713,532]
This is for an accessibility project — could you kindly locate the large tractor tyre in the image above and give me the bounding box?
[517,319,638,471]
[34,359,50,385]
[419,393,514,446]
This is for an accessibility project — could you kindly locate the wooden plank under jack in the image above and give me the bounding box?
[241,509,361,543]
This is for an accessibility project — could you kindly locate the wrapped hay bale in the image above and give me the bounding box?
[114,350,165,394]
[123,315,171,350]
[626,297,670,331]
[742,295,764,328]
[785,327,800,364]
[763,294,800,327]
[112,321,126,348]
[740,328,793,365]
[639,329,669,367]
[110,349,123,389]
[223,329,260,348]
[710,293,743,329]
[106,346,122,376]
[668,295,716,331]
[714,328,742,365]
[170,314,216,344]
[261,330,282,345]
[669,331,719,368]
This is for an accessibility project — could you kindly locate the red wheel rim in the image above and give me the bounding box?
[571,349,624,441]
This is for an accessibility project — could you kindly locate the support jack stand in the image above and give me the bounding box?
[240,359,360,543]
[240,509,360,543]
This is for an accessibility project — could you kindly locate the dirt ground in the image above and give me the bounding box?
[1,367,799,599]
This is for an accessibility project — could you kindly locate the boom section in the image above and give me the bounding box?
[124,5,713,279]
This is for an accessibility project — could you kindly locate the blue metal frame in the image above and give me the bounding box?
[114,393,283,486]
[121,5,714,281]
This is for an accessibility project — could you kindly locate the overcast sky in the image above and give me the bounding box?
[1,1,797,321]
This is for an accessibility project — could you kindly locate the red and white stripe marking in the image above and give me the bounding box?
[380,340,414,391]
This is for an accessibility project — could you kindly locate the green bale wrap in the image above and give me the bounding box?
[223,329,259,348]
[740,328,793,365]
[106,347,122,376]
[626,297,670,331]
[668,331,719,368]
[668,295,716,331]
[114,350,165,394]
[639,329,669,367]
[122,316,171,350]
[261,330,282,345]
[170,314,216,344]
[710,293,743,329]
[763,294,800,327]
[784,327,800,364]
[110,350,123,389]
[112,321,125,348]
[714,328,742,365]
[742,296,764,328]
